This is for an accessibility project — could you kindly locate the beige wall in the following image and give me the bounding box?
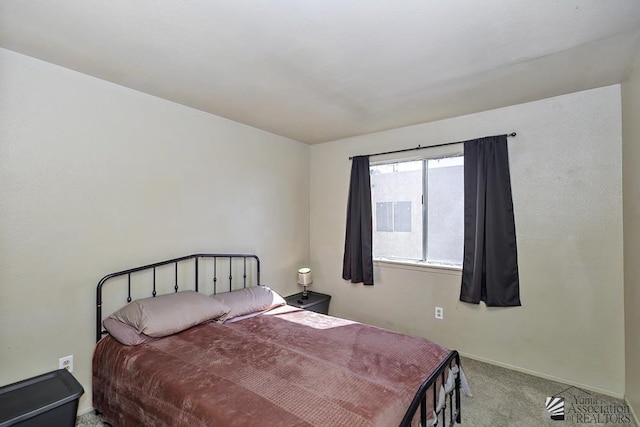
[310,85,625,396]
[622,54,640,419]
[0,48,310,413]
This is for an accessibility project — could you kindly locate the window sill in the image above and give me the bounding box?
[373,259,462,276]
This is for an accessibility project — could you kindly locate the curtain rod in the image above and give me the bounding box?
[348,132,517,160]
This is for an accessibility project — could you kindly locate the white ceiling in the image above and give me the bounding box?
[1,1,640,144]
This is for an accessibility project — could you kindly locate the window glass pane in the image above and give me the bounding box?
[375,202,393,232]
[371,161,422,260]
[426,156,464,266]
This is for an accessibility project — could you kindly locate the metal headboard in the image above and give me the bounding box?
[96,253,260,342]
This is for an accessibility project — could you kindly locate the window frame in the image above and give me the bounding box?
[370,149,464,272]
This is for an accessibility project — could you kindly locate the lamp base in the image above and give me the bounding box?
[301,286,309,299]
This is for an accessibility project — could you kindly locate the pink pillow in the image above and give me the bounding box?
[211,286,286,323]
[103,317,156,346]
[110,290,230,338]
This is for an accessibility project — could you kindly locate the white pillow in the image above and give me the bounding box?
[111,290,230,337]
[211,286,286,323]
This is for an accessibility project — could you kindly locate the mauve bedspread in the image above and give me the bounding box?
[93,306,451,426]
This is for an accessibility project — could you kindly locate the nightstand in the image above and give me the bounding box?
[285,291,331,315]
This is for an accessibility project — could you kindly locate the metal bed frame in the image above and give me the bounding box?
[402,350,462,426]
[95,253,461,427]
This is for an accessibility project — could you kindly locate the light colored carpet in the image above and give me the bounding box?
[76,356,636,426]
[460,357,635,426]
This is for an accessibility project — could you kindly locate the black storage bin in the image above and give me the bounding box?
[0,369,84,427]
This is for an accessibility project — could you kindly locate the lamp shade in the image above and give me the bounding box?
[297,268,313,286]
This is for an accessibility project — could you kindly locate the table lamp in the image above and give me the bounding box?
[298,267,312,299]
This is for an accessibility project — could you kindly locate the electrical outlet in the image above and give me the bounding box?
[435,307,444,320]
[59,355,73,372]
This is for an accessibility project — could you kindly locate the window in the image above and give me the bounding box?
[375,201,411,232]
[375,202,393,232]
[370,155,464,267]
[393,201,412,232]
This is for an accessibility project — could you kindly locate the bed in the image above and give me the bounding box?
[93,254,463,426]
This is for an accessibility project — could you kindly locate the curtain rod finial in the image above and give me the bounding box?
[508,132,517,137]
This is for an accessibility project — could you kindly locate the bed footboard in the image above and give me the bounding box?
[400,350,461,427]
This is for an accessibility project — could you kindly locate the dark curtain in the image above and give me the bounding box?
[460,135,521,306]
[342,156,374,285]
